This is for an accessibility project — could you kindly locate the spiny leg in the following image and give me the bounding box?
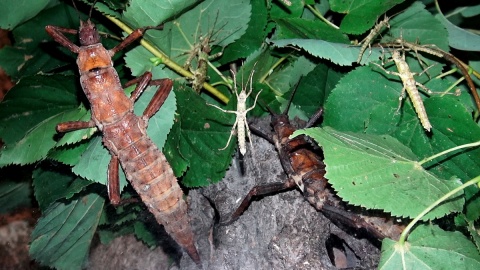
[107,155,121,206]
[219,118,239,151]
[141,79,173,121]
[107,155,139,206]
[109,26,160,55]
[124,72,174,121]
[125,72,153,102]
[56,120,95,133]
[305,107,324,128]
[220,180,296,226]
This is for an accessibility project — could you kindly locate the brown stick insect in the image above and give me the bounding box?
[45,3,201,265]
[221,81,405,241]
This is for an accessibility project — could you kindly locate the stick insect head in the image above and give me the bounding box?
[78,0,101,46]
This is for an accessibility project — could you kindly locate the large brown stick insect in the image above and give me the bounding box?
[221,82,404,241]
[45,6,201,265]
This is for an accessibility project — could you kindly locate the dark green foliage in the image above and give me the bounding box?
[0,0,479,269]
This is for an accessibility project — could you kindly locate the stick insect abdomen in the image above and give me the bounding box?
[102,113,200,263]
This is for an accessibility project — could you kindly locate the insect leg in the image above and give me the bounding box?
[141,79,174,121]
[107,155,121,206]
[220,180,296,226]
[305,107,324,128]
[109,26,157,55]
[395,86,407,113]
[244,118,253,154]
[45,25,80,53]
[56,120,96,133]
[219,117,239,151]
[371,62,401,77]
[248,123,274,144]
[125,72,153,102]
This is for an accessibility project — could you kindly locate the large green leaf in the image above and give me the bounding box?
[280,63,343,120]
[168,0,250,65]
[379,224,480,269]
[0,75,80,166]
[219,0,268,64]
[323,65,480,220]
[0,181,32,214]
[329,0,404,34]
[271,39,383,66]
[273,18,349,43]
[33,166,92,211]
[30,192,105,270]
[0,3,79,80]
[165,86,235,187]
[0,0,57,29]
[386,2,449,51]
[294,127,464,220]
[122,0,201,29]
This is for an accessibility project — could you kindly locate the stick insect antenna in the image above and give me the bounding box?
[281,77,303,115]
[89,0,99,19]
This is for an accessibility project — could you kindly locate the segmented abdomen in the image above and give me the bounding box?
[102,112,200,263]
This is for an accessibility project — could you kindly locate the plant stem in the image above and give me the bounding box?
[305,5,339,29]
[419,141,480,166]
[398,175,480,245]
[105,15,229,104]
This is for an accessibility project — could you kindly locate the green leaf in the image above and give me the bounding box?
[165,86,235,187]
[48,139,89,166]
[33,166,92,211]
[0,181,32,214]
[294,127,464,220]
[219,0,268,63]
[72,87,176,190]
[122,0,201,29]
[257,55,317,97]
[30,192,105,270]
[167,0,251,66]
[466,218,480,253]
[273,18,349,43]
[434,13,480,51]
[323,66,480,220]
[379,224,480,269]
[0,75,80,166]
[329,0,404,34]
[271,39,383,66]
[282,63,342,120]
[134,221,157,247]
[0,0,56,29]
[386,2,449,51]
[0,3,79,80]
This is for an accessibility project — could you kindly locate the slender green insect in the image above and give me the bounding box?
[357,15,390,63]
[373,50,433,131]
[207,68,262,155]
